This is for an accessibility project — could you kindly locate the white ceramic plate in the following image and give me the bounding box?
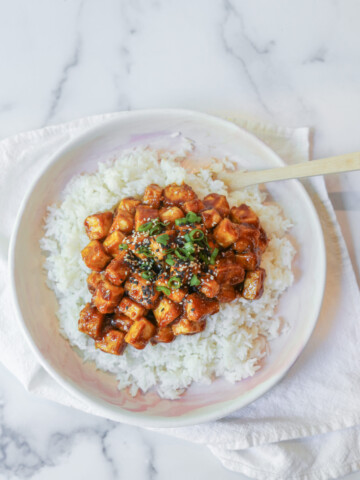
[9,109,326,427]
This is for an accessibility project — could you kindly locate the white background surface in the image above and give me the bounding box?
[0,1,359,479]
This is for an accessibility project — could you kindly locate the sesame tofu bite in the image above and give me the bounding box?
[79,182,269,355]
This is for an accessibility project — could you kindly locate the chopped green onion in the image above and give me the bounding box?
[137,246,153,258]
[189,229,204,241]
[149,224,163,235]
[138,222,153,232]
[156,234,169,246]
[175,248,188,260]
[166,254,175,266]
[175,217,187,226]
[156,285,171,295]
[168,276,182,289]
[186,211,201,223]
[182,242,195,254]
[199,251,209,265]
[190,274,201,286]
[209,248,219,265]
[119,243,128,250]
[141,271,155,280]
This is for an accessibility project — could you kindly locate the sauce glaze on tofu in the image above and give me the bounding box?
[79,183,268,355]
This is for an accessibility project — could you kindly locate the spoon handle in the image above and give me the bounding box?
[221,152,360,189]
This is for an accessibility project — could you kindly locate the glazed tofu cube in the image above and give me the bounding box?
[230,204,259,227]
[184,293,219,322]
[124,273,161,308]
[125,318,156,349]
[117,296,147,321]
[150,326,175,344]
[104,253,130,285]
[93,279,124,314]
[235,251,260,271]
[217,284,237,303]
[199,274,220,298]
[112,310,135,332]
[95,328,126,355]
[159,206,184,225]
[155,274,188,303]
[103,230,126,256]
[201,209,222,229]
[242,268,266,300]
[172,316,206,336]
[84,211,113,240]
[233,224,260,253]
[182,198,205,213]
[81,240,112,272]
[143,183,163,208]
[153,297,182,327]
[134,205,160,231]
[203,193,230,217]
[210,257,245,285]
[87,272,102,294]
[110,210,134,234]
[118,197,141,215]
[78,303,105,339]
[258,226,268,253]
[149,230,175,261]
[213,218,240,248]
[163,183,197,206]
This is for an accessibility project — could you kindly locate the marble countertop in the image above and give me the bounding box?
[0,1,359,479]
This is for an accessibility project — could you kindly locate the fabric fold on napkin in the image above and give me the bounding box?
[1,112,360,480]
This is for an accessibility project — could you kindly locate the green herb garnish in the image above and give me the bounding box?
[175,217,187,226]
[190,274,201,286]
[138,222,153,232]
[156,234,170,246]
[156,285,171,295]
[168,276,182,289]
[166,254,175,266]
[137,246,153,258]
[141,271,155,280]
[189,229,204,241]
[186,211,201,223]
[119,243,129,250]
[175,248,188,260]
[209,248,219,265]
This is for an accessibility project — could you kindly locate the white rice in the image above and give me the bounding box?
[40,146,295,399]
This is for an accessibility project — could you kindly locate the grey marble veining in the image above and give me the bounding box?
[0,0,360,478]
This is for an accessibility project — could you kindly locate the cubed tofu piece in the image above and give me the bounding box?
[95,328,126,355]
[150,326,175,344]
[242,268,266,300]
[172,316,206,336]
[143,183,163,208]
[117,296,148,321]
[134,205,160,231]
[201,209,222,229]
[153,297,182,327]
[87,272,102,294]
[84,211,113,240]
[118,197,141,215]
[103,230,126,256]
[81,240,112,272]
[217,284,237,303]
[213,218,240,248]
[149,230,176,261]
[203,193,230,217]
[184,293,219,322]
[104,253,130,285]
[233,224,260,253]
[110,210,134,234]
[163,183,197,206]
[124,273,161,309]
[125,318,156,350]
[199,274,220,298]
[155,274,188,303]
[182,198,205,213]
[159,206,184,225]
[210,257,245,285]
[93,279,124,314]
[78,303,105,339]
[230,204,260,227]
[235,251,260,271]
[258,226,268,253]
[112,310,135,332]
[126,232,151,260]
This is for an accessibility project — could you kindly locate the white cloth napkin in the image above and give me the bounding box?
[1,112,360,480]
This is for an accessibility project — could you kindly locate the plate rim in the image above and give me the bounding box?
[8,108,326,427]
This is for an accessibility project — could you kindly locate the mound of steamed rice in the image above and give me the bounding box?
[40,147,295,399]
